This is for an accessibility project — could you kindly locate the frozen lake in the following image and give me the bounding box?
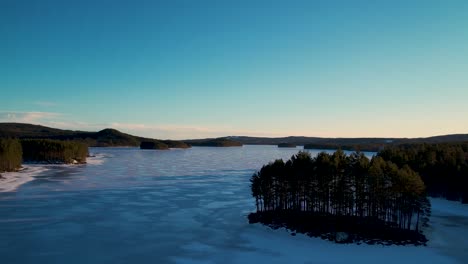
[0,146,466,263]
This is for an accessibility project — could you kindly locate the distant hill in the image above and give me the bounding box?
[2,123,467,151]
[188,134,468,152]
[0,123,187,148]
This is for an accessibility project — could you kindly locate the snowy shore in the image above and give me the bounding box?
[0,154,106,192]
[0,165,49,192]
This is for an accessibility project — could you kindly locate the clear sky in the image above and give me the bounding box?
[1,0,467,139]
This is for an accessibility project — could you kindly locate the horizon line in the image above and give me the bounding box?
[1,122,467,141]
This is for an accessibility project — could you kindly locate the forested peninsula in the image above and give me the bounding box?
[0,138,88,172]
[0,123,189,148]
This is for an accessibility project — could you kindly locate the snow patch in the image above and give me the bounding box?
[86,153,107,165]
[0,165,49,192]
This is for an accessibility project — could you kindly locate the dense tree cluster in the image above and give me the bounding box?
[278,143,297,148]
[0,139,22,172]
[21,139,88,164]
[378,143,468,203]
[250,151,429,238]
[191,138,243,147]
[304,143,385,152]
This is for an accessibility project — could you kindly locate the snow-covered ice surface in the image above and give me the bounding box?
[0,146,466,264]
[425,198,468,263]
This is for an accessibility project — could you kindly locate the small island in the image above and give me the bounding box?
[189,138,243,147]
[278,143,297,148]
[162,140,191,149]
[249,150,429,245]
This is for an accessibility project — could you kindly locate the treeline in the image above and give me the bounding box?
[21,139,88,164]
[0,139,22,172]
[304,143,385,152]
[190,138,243,147]
[162,140,191,149]
[1,139,88,171]
[249,151,429,243]
[378,143,468,203]
[0,123,191,148]
[140,140,191,150]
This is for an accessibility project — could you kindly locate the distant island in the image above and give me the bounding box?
[162,140,191,149]
[278,143,296,148]
[185,138,243,147]
[228,135,468,152]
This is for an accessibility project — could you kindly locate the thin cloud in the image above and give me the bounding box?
[0,111,62,123]
[109,122,285,139]
[33,101,57,107]
[110,122,234,139]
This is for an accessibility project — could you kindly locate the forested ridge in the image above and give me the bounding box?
[2,123,467,151]
[249,151,429,245]
[0,123,189,148]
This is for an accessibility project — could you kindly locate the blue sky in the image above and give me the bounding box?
[1,0,467,139]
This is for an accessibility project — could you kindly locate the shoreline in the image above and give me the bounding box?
[0,154,106,193]
[0,165,49,192]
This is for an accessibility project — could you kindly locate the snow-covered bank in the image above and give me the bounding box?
[0,166,49,192]
[0,153,106,192]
